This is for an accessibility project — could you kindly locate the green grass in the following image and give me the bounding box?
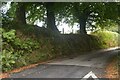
[92,30,120,75]
[91,30,119,48]
[2,25,120,72]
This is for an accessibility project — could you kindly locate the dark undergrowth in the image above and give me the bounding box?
[1,23,119,72]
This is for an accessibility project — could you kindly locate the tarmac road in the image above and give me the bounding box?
[10,47,119,78]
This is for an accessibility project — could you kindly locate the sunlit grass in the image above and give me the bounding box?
[91,30,119,48]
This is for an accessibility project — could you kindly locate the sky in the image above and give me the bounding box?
[34,19,80,34]
[0,1,12,13]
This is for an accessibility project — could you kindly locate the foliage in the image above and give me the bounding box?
[91,30,119,48]
[3,2,119,33]
[1,27,119,72]
[1,28,39,72]
[1,27,59,72]
[1,50,17,71]
[97,20,119,33]
[1,2,119,72]
[26,3,46,24]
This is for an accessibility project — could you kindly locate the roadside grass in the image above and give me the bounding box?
[93,31,120,77]
[91,30,119,48]
[1,25,119,72]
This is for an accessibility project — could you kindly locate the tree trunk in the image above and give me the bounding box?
[73,3,88,34]
[79,14,87,34]
[46,2,59,33]
[15,3,26,24]
[79,8,91,34]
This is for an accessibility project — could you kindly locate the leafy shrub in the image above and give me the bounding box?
[1,28,40,72]
[2,28,119,72]
[91,30,119,48]
[1,50,17,71]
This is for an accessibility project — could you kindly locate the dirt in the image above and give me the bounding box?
[105,58,119,79]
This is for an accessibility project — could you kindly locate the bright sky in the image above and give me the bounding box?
[34,19,80,34]
[0,1,12,13]
[57,23,79,34]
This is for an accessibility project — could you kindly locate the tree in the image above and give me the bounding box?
[26,2,45,25]
[59,2,119,34]
[73,3,91,34]
[56,2,97,34]
[15,2,26,24]
[95,2,119,30]
[4,2,119,35]
[45,2,59,33]
[26,2,60,34]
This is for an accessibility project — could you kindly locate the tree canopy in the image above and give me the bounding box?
[2,2,119,34]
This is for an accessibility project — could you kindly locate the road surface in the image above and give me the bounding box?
[10,47,119,78]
